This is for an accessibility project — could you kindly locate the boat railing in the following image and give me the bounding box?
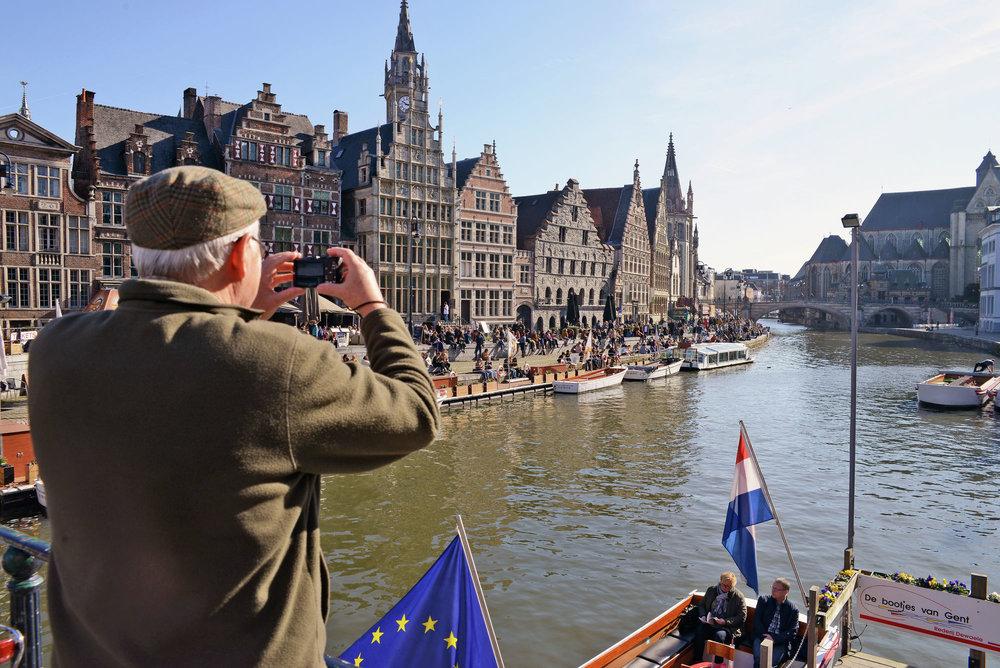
[0,525,49,667]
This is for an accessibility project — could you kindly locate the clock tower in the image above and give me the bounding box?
[385,0,430,130]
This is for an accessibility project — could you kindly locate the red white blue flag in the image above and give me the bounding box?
[722,430,774,593]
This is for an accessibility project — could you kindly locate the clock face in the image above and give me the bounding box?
[398,96,411,114]
[6,128,22,140]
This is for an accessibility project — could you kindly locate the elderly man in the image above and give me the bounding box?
[29,166,440,667]
[752,578,800,668]
[692,571,747,664]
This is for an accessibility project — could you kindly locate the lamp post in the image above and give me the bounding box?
[407,217,421,332]
[841,213,861,552]
[0,151,14,193]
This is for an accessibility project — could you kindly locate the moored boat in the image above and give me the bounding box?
[681,343,753,371]
[916,371,1000,408]
[624,360,684,381]
[579,590,840,668]
[553,367,626,394]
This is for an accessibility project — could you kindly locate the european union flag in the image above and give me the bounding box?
[339,535,502,667]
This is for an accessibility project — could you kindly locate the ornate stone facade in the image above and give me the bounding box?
[515,179,613,330]
[0,108,99,334]
[454,143,516,324]
[335,1,455,322]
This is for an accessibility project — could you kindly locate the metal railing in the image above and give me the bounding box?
[0,526,48,667]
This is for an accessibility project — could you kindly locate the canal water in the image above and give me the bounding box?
[12,321,1000,666]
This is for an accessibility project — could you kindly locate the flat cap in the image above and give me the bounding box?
[125,166,266,250]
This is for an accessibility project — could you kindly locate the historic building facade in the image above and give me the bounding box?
[584,161,651,322]
[515,179,613,330]
[978,206,1000,333]
[792,151,1000,302]
[335,1,455,322]
[72,83,342,287]
[454,143,516,325]
[1,100,100,334]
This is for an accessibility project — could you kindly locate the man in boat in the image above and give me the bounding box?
[692,571,747,664]
[752,577,800,668]
[28,167,440,667]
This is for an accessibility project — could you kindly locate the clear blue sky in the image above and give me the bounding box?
[6,0,999,275]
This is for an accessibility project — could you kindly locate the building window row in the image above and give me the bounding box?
[3,163,61,199]
[544,256,607,277]
[3,211,92,254]
[101,191,124,226]
[237,140,298,167]
[379,272,453,315]
[393,162,439,185]
[378,197,451,222]
[378,234,452,266]
[3,267,93,309]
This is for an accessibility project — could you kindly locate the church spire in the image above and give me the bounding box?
[662,132,683,210]
[394,0,416,52]
[18,81,30,120]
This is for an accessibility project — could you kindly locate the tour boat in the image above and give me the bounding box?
[681,343,753,371]
[552,367,627,394]
[579,590,840,668]
[624,360,684,381]
[915,371,1000,408]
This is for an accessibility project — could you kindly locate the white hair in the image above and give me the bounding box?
[132,221,260,284]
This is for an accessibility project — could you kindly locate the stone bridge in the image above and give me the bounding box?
[745,301,978,328]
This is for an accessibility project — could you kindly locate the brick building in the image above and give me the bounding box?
[72,84,341,286]
[515,179,613,330]
[1,99,99,335]
[454,142,516,325]
[584,161,651,322]
[335,1,455,324]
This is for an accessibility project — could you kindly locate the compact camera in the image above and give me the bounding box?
[292,256,343,288]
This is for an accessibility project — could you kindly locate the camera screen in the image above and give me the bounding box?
[297,262,325,277]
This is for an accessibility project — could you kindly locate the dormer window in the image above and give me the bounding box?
[133,153,146,174]
[316,149,327,167]
[263,112,271,121]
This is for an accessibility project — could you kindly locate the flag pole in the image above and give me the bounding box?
[738,421,808,607]
[455,515,505,668]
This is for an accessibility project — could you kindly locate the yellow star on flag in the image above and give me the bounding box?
[422,615,438,633]
[444,631,458,649]
[353,653,363,667]
[371,627,383,644]
[395,614,410,632]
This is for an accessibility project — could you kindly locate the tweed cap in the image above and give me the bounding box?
[125,166,266,250]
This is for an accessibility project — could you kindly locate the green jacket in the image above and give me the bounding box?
[28,279,440,667]
[697,584,748,638]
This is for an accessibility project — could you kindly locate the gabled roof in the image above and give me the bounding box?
[930,239,950,259]
[862,187,976,231]
[901,239,928,261]
[92,104,219,175]
[454,157,478,192]
[583,186,632,246]
[642,187,661,242]
[806,235,849,264]
[332,125,394,191]
[514,190,561,248]
[879,241,901,261]
[0,112,78,154]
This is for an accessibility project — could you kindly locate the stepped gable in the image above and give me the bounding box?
[332,125,394,190]
[862,187,976,231]
[92,103,219,174]
[514,190,561,248]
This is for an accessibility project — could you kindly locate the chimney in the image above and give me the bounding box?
[183,87,197,119]
[75,89,95,141]
[202,95,223,135]
[133,124,144,135]
[484,143,492,155]
[333,110,349,144]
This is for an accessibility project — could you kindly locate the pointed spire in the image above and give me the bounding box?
[18,81,30,120]
[395,0,416,52]
[662,132,683,210]
[687,180,693,196]
[633,158,640,184]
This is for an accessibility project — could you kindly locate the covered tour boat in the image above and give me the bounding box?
[624,360,684,381]
[916,371,1000,408]
[553,367,627,394]
[681,343,753,371]
[579,590,840,668]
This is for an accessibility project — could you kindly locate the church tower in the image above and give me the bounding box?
[661,133,697,300]
[385,0,433,137]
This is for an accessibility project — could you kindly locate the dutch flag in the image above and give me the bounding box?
[722,430,775,593]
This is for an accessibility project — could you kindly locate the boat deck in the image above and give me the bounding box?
[838,651,910,668]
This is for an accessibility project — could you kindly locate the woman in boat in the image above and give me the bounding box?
[693,571,747,665]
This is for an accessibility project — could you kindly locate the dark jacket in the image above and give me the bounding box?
[698,585,748,637]
[29,279,440,667]
[753,595,800,647]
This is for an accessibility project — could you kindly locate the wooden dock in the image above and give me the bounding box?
[837,651,911,667]
[439,382,552,408]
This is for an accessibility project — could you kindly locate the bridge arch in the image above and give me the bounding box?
[863,306,914,328]
[748,301,851,328]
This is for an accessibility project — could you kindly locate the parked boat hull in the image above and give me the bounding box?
[553,368,627,394]
[916,372,1000,408]
[625,361,683,381]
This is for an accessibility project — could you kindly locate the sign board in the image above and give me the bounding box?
[856,574,1000,654]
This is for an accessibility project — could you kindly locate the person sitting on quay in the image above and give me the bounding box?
[752,577,800,668]
[27,166,440,666]
[692,571,747,665]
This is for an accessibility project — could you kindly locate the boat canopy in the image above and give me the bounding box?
[689,342,748,354]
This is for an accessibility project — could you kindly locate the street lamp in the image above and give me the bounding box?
[0,151,15,193]
[841,213,861,553]
[407,217,421,332]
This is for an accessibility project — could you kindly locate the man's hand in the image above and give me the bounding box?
[253,251,304,320]
[713,617,726,625]
[317,247,387,317]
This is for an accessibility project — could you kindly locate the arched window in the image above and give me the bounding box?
[535,317,543,332]
[599,288,606,304]
[132,152,146,174]
[556,288,563,304]
[548,316,556,329]
[545,287,552,303]
[589,288,595,305]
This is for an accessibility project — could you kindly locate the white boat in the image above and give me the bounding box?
[35,478,46,511]
[916,371,1000,408]
[624,360,684,381]
[553,367,627,394]
[681,342,753,371]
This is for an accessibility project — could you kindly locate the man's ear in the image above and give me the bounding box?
[226,235,250,281]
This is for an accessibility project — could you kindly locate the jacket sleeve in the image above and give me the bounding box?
[775,603,800,644]
[752,596,767,638]
[697,587,714,616]
[726,593,748,632]
[285,308,441,473]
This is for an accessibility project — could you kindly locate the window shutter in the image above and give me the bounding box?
[258,145,265,162]
[331,202,338,217]
[305,199,313,214]
[292,148,299,168]
[268,146,276,165]
[265,194,274,209]
[293,197,301,213]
